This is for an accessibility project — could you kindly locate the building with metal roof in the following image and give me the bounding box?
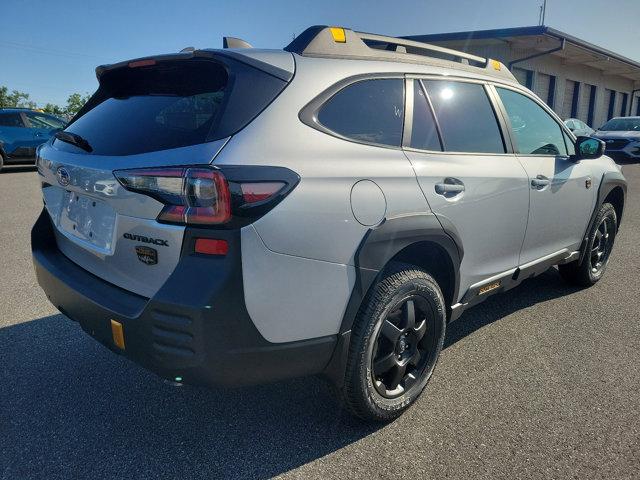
[405,26,640,128]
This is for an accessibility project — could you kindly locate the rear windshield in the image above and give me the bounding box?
[62,57,287,156]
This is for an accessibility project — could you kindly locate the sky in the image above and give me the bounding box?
[2,0,639,107]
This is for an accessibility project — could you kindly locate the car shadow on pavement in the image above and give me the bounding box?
[0,268,579,479]
[0,165,37,174]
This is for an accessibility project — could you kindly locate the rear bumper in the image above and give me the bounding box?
[32,209,336,387]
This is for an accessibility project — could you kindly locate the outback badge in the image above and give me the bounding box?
[135,246,158,265]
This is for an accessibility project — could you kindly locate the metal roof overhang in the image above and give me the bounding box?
[405,26,640,84]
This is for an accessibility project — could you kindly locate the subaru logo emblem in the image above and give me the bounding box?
[56,167,70,187]
[607,139,615,143]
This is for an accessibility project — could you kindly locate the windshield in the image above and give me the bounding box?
[599,118,640,131]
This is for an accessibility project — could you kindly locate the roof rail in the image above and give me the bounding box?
[356,31,486,65]
[285,26,515,81]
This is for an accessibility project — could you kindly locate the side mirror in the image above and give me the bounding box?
[575,136,605,160]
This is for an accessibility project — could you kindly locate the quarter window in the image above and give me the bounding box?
[0,112,24,127]
[497,87,568,156]
[423,80,505,154]
[317,79,404,147]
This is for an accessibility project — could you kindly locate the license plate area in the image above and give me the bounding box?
[58,191,116,254]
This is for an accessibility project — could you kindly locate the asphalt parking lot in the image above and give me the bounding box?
[1,163,639,480]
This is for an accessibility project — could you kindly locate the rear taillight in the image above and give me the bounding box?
[113,166,295,227]
[114,167,230,225]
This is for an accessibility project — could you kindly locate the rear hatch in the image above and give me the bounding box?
[37,51,292,298]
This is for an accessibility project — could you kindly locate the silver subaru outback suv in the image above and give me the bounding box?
[32,26,627,421]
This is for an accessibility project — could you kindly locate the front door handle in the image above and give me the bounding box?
[531,175,550,189]
[435,179,465,196]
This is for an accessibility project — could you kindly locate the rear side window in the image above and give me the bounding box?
[63,58,287,156]
[0,112,24,127]
[410,80,442,151]
[423,80,505,154]
[497,87,568,156]
[317,79,404,147]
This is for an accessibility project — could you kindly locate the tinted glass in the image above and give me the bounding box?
[318,79,404,147]
[63,58,286,156]
[26,112,66,130]
[423,80,505,153]
[497,88,568,156]
[0,112,24,127]
[410,80,441,151]
[66,60,227,155]
[599,117,640,131]
[563,131,576,156]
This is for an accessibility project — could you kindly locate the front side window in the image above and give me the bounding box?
[317,78,404,147]
[26,112,66,130]
[423,80,505,154]
[497,87,568,156]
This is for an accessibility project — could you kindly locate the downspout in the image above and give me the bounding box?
[508,38,566,70]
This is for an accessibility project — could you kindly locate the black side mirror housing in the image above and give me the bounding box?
[574,136,605,160]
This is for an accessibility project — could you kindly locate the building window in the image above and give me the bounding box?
[587,85,597,127]
[620,92,629,117]
[513,67,534,90]
[607,90,616,120]
[562,80,580,119]
[547,76,556,109]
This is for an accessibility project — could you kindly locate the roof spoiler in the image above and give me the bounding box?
[223,36,253,49]
[285,26,515,80]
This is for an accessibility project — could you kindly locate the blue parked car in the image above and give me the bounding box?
[0,108,66,171]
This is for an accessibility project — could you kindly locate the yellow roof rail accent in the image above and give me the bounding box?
[330,27,346,43]
[490,59,502,71]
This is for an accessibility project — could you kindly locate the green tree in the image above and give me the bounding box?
[65,92,90,116]
[42,103,65,116]
[0,85,36,109]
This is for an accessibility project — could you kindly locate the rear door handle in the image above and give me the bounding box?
[531,175,550,189]
[435,180,465,195]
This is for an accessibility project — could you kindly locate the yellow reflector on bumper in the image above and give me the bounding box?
[110,320,125,350]
[330,27,346,43]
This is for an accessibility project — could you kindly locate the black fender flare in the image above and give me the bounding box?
[322,213,463,385]
[578,170,627,264]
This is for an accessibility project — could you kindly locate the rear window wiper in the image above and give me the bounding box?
[54,131,93,153]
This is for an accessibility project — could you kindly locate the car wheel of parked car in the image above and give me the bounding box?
[340,263,446,422]
[559,203,617,287]
[0,151,5,173]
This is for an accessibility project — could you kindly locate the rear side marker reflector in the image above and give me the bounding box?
[110,320,126,349]
[195,238,228,256]
[240,182,285,203]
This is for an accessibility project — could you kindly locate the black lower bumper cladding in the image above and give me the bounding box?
[31,209,336,387]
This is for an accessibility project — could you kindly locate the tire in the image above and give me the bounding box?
[559,202,617,287]
[0,151,5,173]
[340,262,446,422]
